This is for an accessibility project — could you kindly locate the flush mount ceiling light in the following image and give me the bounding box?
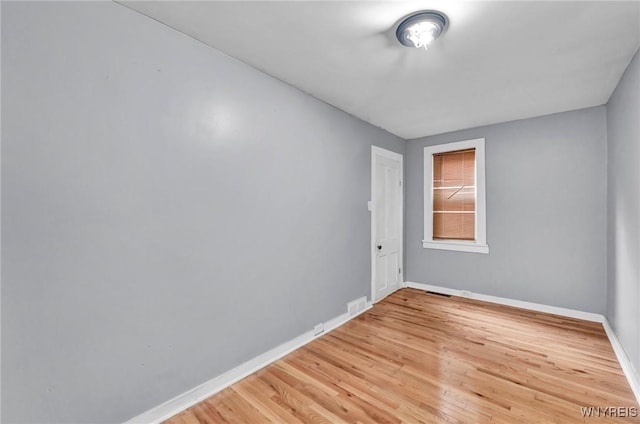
[396,11,448,50]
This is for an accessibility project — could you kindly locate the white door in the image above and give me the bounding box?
[371,146,403,302]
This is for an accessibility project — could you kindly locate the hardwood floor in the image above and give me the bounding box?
[166,289,639,423]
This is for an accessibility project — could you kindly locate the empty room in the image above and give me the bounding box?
[2,1,640,423]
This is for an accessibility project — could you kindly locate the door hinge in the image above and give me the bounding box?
[399,180,402,187]
[399,267,402,274]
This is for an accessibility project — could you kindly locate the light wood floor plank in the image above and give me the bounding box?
[165,289,639,423]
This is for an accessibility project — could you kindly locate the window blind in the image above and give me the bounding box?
[432,148,476,240]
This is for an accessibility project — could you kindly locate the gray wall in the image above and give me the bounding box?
[1,2,404,422]
[406,107,607,314]
[606,48,640,380]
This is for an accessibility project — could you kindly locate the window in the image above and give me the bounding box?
[433,148,476,240]
[423,138,488,254]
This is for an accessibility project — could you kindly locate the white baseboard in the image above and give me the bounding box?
[602,319,640,403]
[124,299,373,424]
[405,281,640,405]
[405,281,603,322]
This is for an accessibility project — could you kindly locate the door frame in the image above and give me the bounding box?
[371,146,404,303]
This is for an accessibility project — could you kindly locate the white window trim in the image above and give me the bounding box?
[423,138,489,254]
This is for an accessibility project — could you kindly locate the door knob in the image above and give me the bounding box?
[377,245,382,250]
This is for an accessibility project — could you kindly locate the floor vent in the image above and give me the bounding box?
[426,291,452,298]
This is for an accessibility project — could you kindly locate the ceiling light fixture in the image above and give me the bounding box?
[396,11,448,51]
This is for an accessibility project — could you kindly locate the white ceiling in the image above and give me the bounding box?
[121,1,640,139]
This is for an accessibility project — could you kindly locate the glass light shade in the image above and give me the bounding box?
[396,11,448,51]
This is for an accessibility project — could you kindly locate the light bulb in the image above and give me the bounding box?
[406,21,438,49]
